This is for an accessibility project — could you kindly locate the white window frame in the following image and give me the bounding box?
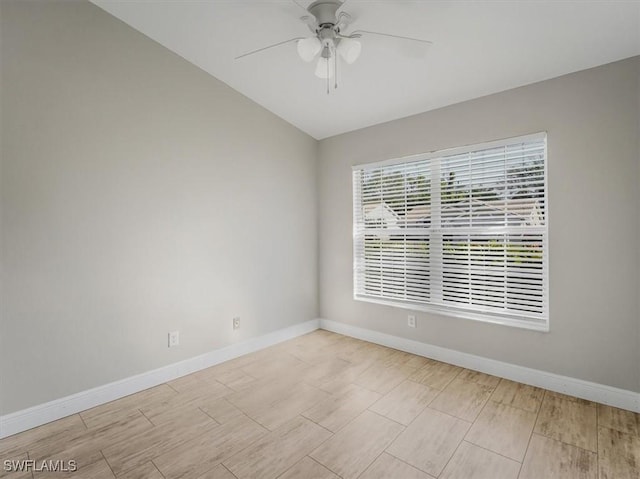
[352,132,549,331]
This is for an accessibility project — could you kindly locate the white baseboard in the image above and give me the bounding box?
[3,317,637,439]
[0,319,320,439]
[320,319,640,413]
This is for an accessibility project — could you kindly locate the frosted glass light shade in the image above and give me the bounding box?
[337,38,361,64]
[297,37,322,62]
[314,56,335,79]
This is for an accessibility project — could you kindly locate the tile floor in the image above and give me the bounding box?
[0,330,638,479]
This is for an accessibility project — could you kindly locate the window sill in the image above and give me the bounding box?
[354,294,549,332]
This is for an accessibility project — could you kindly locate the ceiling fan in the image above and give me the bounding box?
[235,0,432,93]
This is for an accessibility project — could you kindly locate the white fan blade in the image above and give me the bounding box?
[235,37,304,60]
[350,30,432,58]
[335,11,353,32]
[350,30,432,45]
[300,15,318,34]
[290,0,308,13]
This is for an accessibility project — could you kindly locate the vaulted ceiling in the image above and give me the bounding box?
[92,1,640,139]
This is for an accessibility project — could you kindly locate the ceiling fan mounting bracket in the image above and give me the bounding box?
[308,0,342,28]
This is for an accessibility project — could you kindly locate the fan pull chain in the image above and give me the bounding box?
[334,52,338,90]
[326,52,330,94]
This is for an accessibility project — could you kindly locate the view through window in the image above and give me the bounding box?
[352,133,548,330]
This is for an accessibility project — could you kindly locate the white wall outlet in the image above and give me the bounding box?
[407,315,416,328]
[168,331,179,347]
[233,317,240,330]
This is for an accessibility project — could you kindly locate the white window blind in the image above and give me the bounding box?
[353,133,548,330]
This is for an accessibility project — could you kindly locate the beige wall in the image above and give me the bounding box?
[318,57,640,392]
[1,1,639,418]
[0,0,318,414]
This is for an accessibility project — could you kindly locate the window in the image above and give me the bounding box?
[353,133,548,330]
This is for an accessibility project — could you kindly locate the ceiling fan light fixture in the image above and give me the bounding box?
[337,37,361,64]
[234,0,433,93]
[297,37,322,62]
[314,56,335,79]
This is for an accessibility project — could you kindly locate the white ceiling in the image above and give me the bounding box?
[92,1,640,140]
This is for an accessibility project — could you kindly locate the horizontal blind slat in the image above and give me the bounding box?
[353,134,548,325]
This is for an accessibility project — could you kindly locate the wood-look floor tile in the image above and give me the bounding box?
[519,434,597,479]
[336,343,384,368]
[598,404,639,437]
[317,378,361,398]
[30,409,153,469]
[490,379,544,413]
[354,363,415,395]
[534,394,597,451]
[69,458,115,479]
[598,426,640,479]
[195,464,236,479]
[36,450,104,478]
[545,391,596,407]
[369,380,438,425]
[80,385,176,430]
[4,330,640,479]
[429,378,493,422]
[302,358,354,388]
[378,350,416,368]
[140,400,216,427]
[31,457,115,479]
[29,425,147,479]
[281,334,338,364]
[101,415,217,475]
[278,457,339,479]
[315,362,372,397]
[359,453,435,479]
[201,352,260,376]
[153,414,267,479]
[0,453,31,479]
[465,401,537,461]
[223,417,331,479]
[302,384,381,432]
[211,368,257,391]
[456,369,501,388]
[166,376,232,404]
[359,343,398,363]
[242,382,330,431]
[439,441,520,479]
[333,335,366,351]
[199,398,244,424]
[386,408,471,477]
[225,376,299,413]
[408,361,462,390]
[404,354,431,369]
[117,462,164,479]
[0,415,86,458]
[240,353,308,380]
[310,410,404,479]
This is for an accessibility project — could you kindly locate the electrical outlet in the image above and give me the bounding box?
[407,315,416,328]
[233,317,240,330]
[168,331,179,347]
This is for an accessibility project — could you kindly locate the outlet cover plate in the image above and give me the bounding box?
[168,331,179,347]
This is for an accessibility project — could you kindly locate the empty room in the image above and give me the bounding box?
[1,1,639,478]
